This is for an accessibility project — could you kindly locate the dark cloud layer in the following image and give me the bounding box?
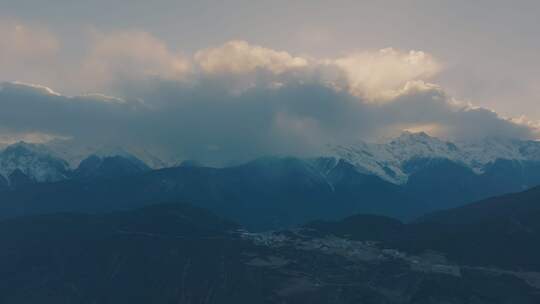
[0,79,535,164]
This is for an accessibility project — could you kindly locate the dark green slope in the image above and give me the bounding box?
[1,202,539,303]
[309,185,540,271]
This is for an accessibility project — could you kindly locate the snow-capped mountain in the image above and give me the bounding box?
[0,142,154,188]
[3,132,540,188]
[329,131,540,184]
[0,142,71,186]
[42,140,178,169]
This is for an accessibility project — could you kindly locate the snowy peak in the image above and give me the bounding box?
[0,142,153,187]
[3,133,540,188]
[3,141,49,157]
[329,132,540,184]
[0,142,71,185]
[391,131,432,143]
[41,140,178,170]
[386,131,462,163]
[329,132,454,184]
[460,137,539,166]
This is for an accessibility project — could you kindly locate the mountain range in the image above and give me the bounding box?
[330,131,540,184]
[2,133,540,302]
[1,132,540,230]
[5,131,540,185]
[1,184,540,303]
[0,142,150,190]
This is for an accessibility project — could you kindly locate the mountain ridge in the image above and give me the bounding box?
[329,131,540,184]
[0,142,150,188]
[2,133,540,228]
[5,132,540,186]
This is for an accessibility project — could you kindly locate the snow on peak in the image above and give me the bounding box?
[386,131,461,162]
[328,132,540,184]
[0,141,71,184]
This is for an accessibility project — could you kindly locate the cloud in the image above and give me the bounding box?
[195,40,309,75]
[80,31,191,91]
[332,48,441,100]
[0,34,536,164]
[191,40,315,94]
[192,41,441,102]
[0,131,68,147]
[0,24,439,101]
[0,77,535,165]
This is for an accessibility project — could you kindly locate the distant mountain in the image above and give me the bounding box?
[74,154,150,179]
[1,202,539,303]
[331,132,540,209]
[0,156,424,231]
[420,183,540,227]
[2,149,540,230]
[178,159,204,168]
[309,184,540,271]
[33,131,540,186]
[0,174,8,191]
[0,142,71,187]
[2,133,540,227]
[330,131,540,184]
[403,157,540,209]
[0,142,151,188]
[41,140,180,169]
[415,186,540,271]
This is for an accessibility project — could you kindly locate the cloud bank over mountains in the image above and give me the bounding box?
[0,24,537,164]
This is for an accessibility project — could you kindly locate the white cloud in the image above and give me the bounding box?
[510,115,540,137]
[331,48,441,100]
[195,40,309,75]
[1,81,61,96]
[0,23,440,102]
[191,41,441,102]
[192,42,441,103]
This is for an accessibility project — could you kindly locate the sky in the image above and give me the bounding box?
[0,0,539,163]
